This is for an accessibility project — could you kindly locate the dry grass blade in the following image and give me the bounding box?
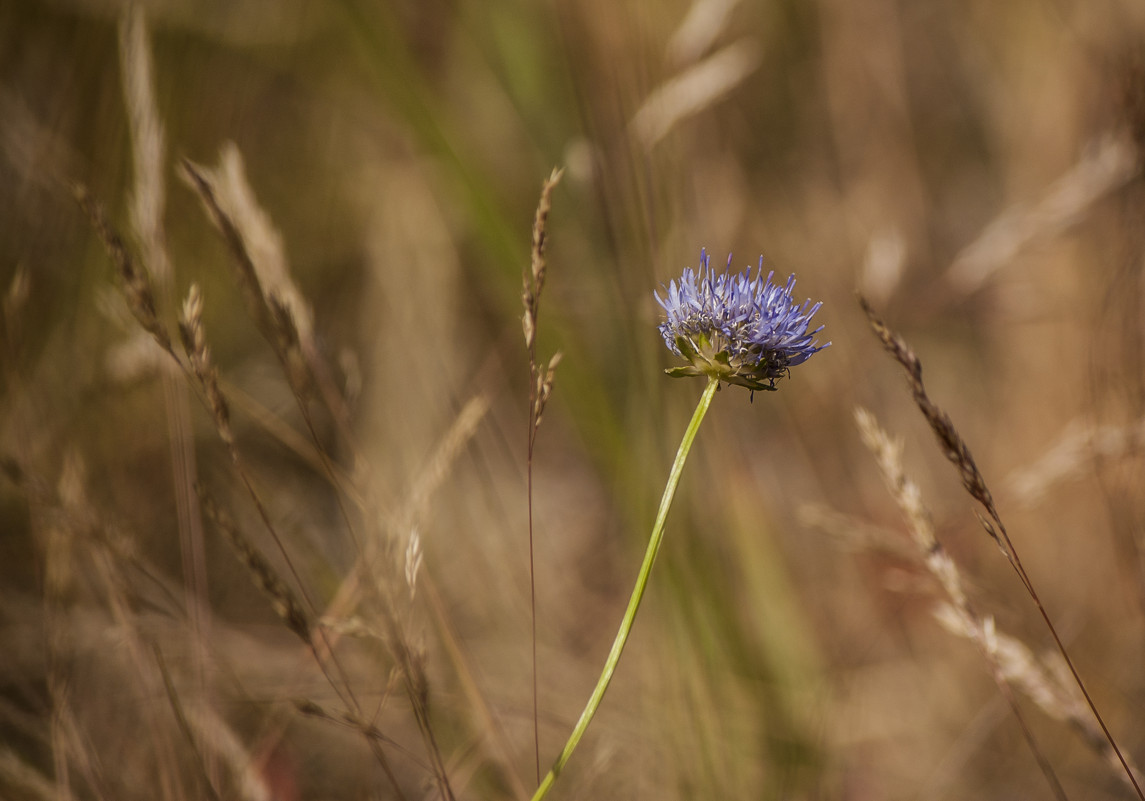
[306,390,493,801]
[119,11,213,729]
[196,487,313,644]
[403,526,423,599]
[179,706,276,801]
[404,394,490,531]
[179,154,358,576]
[177,159,311,400]
[859,228,906,306]
[855,406,1068,800]
[178,285,234,445]
[797,502,918,560]
[523,167,563,786]
[119,6,171,289]
[945,134,1139,296]
[38,455,107,801]
[666,0,742,67]
[183,144,352,435]
[932,607,1083,730]
[522,167,563,353]
[3,264,30,345]
[860,295,1145,800]
[398,644,456,801]
[324,393,489,621]
[175,286,325,667]
[179,145,360,462]
[73,185,172,354]
[855,409,1105,732]
[420,578,529,800]
[0,747,81,801]
[0,88,81,192]
[854,407,966,607]
[154,649,225,801]
[194,143,313,345]
[1007,416,1145,506]
[174,286,341,706]
[934,603,1145,786]
[73,468,187,801]
[317,615,387,641]
[220,380,361,500]
[859,296,1003,545]
[306,391,489,801]
[162,201,394,790]
[292,700,421,763]
[630,39,762,149]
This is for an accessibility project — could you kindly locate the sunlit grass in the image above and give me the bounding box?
[3,1,1145,799]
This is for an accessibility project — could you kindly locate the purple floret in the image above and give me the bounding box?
[656,250,829,391]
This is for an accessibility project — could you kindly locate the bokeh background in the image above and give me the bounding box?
[4,0,1145,798]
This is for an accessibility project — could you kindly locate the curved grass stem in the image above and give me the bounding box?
[531,376,720,801]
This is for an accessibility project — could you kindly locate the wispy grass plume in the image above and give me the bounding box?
[945,134,1139,296]
[196,487,313,645]
[72,186,172,356]
[630,41,762,150]
[854,406,1067,799]
[178,159,312,404]
[861,295,1145,798]
[522,167,563,784]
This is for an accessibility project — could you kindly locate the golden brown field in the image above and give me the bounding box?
[3,1,1145,799]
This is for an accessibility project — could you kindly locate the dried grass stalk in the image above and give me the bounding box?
[855,407,1069,799]
[630,40,762,149]
[324,392,489,623]
[196,487,313,645]
[0,747,77,801]
[57,451,189,801]
[854,408,968,609]
[522,167,563,786]
[292,699,415,758]
[154,651,225,801]
[797,502,919,560]
[522,167,563,353]
[3,264,30,345]
[860,296,1009,549]
[178,285,234,445]
[933,606,1086,728]
[179,705,273,801]
[73,185,172,354]
[119,9,212,685]
[119,6,172,289]
[196,143,314,346]
[666,0,743,67]
[175,167,434,799]
[404,394,489,531]
[945,134,1139,296]
[861,296,1145,798]
[0,88,81,191]
[177,159,311,400]
[1008,416,1145,506]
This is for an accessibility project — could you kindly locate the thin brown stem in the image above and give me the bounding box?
[522,168,563,784]
[526,439,540,784]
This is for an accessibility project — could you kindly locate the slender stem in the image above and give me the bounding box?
[531,377,719,801]
[527,339,541,785]
[527,432,540,784]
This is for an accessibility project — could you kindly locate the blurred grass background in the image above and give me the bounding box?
[3,0,1145,798]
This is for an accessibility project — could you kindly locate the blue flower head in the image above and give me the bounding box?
[656,250,829,393]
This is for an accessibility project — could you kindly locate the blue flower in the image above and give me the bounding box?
[656,250,829,392]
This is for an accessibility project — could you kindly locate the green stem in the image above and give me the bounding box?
[531,376,720,801]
